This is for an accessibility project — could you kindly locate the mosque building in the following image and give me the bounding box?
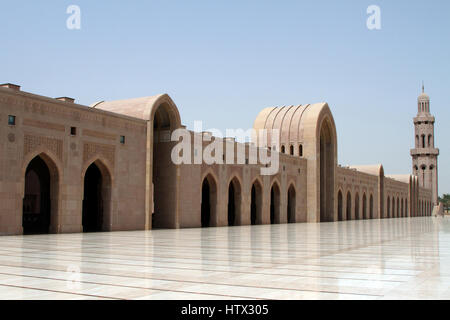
[0,83,436,235]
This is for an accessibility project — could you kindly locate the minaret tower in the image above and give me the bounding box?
[411,84,439,205]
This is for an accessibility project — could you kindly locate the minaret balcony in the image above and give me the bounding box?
[414,115,435,124]
[410,148,439,156]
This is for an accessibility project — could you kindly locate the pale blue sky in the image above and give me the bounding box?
[1,0,448,194]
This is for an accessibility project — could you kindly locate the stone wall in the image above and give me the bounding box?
[0,87,147,235]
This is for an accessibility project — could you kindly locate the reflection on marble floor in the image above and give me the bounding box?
[0,217,449,300]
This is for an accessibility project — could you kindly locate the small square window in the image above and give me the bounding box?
[120,135,126,144]
[70,127,77,136]
[8,115,15,126]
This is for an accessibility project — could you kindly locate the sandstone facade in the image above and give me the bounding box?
[0,83,434,235]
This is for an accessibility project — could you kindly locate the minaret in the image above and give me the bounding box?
[411,84,439,205]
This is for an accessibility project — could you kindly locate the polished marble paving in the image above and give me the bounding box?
[0,216,449,299]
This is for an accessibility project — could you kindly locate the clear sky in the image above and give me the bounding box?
[1,0,448,194]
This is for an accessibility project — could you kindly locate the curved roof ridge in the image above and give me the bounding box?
[93,93,181,128]
[286,105,299,145]
[278,106,292,146]
[386,174,413,184]
[268,106,286,147]
[349,164,384,176]
[297,104,310,138]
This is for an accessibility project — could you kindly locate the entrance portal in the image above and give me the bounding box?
[23,156,51,234]
[270,183,280,224]
[82,163,104,232]
[287,185,296,223]
[201,175,217,227]
[319,119,335,222]
[251,181,262,225]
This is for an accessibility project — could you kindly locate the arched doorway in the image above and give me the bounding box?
[396,198,400,218]
[392,197,395,218]
[387,196,390,218]
[319,119,335,222]
[23,155,57,234]
[270,183,280,224]
[251,180,262,225]
[152,103,178,229]
[228,178,241,226]
[355,193,360,220]
[337,190,343,221]
[201,175,217,228]
[363,194,367,219]
[82,162,111,232]
[346,192,351,220]
[370,195,374,219]
[401,199,404,217]
[287,185,296,223]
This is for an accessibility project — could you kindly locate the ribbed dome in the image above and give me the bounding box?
[253,102,336,158]
[253,104,312,149]
[418,92,429,101]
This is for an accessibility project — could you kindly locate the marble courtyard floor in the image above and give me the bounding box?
[0,217,448,300]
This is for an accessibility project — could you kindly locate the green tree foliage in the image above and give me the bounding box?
[438,194,450,211]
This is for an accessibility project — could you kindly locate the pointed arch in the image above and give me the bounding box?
[22,152,61,234]
[370,194,374,219]
[152,101,180,229]
[250,178,263,225]
[392,197,395,218]
[346,191,352,220]
[81,158,113,232]
[337,190,343,221]
[201,173,218,227]
[227,176,242,226]
[319,116,336,222]
[355,192,360,220]
[387,196,391,218]
[362,193,367,219]
[270,181,281,224]
[401,198,405,217]
[287,184,296,223]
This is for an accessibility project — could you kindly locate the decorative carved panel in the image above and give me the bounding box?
[83,142,115,167]
[24,134,63,161]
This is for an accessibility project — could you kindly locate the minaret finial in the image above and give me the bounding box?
[422,81,424,93]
